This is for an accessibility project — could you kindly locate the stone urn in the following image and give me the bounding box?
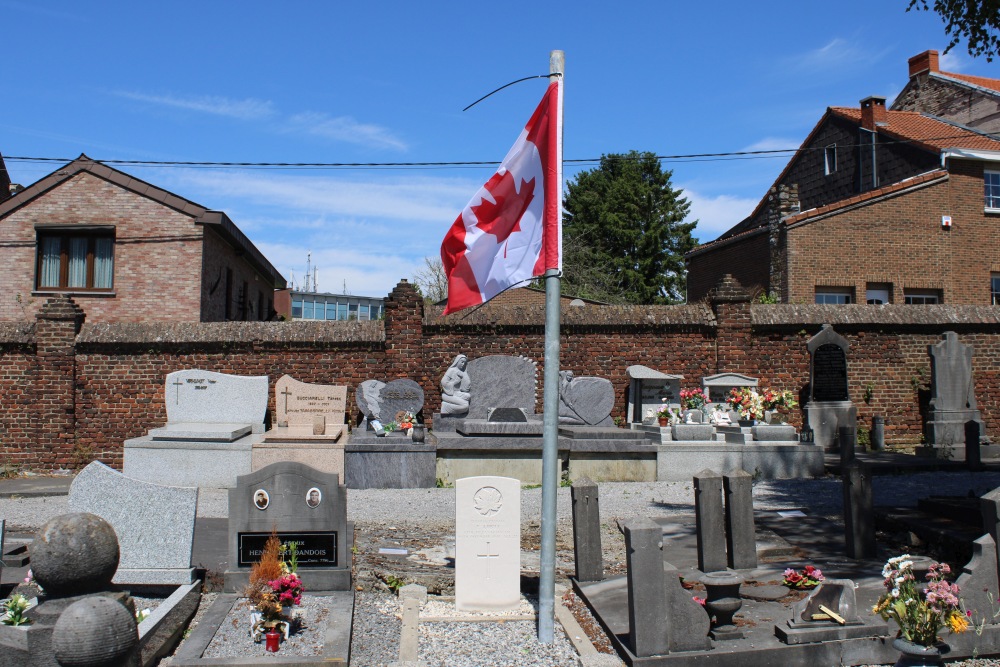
[892,638,946,667]
[411,424,426,443]
[702,571,743,633]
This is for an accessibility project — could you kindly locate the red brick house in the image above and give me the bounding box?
[687,76,1000,305]
[0,154,285,322]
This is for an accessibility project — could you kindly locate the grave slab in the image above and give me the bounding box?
[68,462,197,585]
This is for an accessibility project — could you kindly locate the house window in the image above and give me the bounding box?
[824,144,837,175]
[866,283,891,304]
[815,287,853,304]
[986,171,1000,210]
[993,274,1000,305]
[904,289,941,305]
[36,229,114,291]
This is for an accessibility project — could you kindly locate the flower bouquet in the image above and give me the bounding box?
[761,388,797,411]
[783,565,824,590]
[728,387,764,422]
[245,532,305,642]
[873,556,969,647]
[680,388,709,411]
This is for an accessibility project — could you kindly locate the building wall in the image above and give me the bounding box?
[786,160,999,304]
[7,282,1000,471]
[686,231,770,301]
[893,74,1000,133]
[0,172,205,323]
[199,227,275,322]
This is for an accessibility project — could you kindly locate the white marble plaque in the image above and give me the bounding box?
[455,476,521,611]
[275,374,347,428]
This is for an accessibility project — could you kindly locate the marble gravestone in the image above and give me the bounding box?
[701,372,759,405]
[925,331,986,447]
[625,365,682,424]
[224,461,351,592]
[466,356,538,420]
[273,374,347,436]
[804,325,855,451]
[69,462,197,585]
[355,378,424,428]
[257,375,349,476]
[559,371,615,426]
[124,369,269,488]
[455,476,521,611]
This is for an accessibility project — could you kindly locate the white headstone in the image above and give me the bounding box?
[162,369,268,428]
[455,476,521,611]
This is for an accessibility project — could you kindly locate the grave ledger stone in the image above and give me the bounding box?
[69,462,197,585]
[257,375,348,477]
[455,476,521,611]
[224,461,352,592]
[124,369,269,488]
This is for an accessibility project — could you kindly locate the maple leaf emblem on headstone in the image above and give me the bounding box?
[471,170,536,252]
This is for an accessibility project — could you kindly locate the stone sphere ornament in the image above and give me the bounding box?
[53,596,139,666]
[31,512,120,597]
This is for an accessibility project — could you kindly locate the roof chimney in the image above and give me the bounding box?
[860,96,887,130]
[908,50,939,77]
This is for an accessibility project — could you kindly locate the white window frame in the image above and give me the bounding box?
[824,144,837,176]
[904,290,940,305]
[986,170,1000,211]
[815,287,853,305]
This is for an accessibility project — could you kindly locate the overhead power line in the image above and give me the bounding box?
[3,131,997,171]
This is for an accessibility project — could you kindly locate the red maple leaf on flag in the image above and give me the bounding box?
[471,170,536,250]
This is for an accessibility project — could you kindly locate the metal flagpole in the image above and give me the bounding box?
[538,48,564,645]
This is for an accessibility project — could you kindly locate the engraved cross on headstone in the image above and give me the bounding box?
[281,387,293,412]
[172,379,184,404]
[477,542,500,580]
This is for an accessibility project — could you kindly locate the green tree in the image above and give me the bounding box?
[562,151,697,304]
[907,0,1000,61]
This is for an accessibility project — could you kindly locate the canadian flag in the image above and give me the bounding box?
[441,81,560,315]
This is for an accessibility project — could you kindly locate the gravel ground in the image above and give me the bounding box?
[201,595,336,659]
[9,471,1000,666]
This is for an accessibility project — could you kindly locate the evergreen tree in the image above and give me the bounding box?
[562,151,697,304]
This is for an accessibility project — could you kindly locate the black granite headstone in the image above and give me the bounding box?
[812,344,848,402]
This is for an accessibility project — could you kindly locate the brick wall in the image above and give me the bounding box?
[5,283,1000,470]
[893,73,1000,134]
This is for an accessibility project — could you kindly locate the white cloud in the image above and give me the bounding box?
[260,241,426,297]
[741,137,801,155]
[114,91,276,120]
[682,188,759,242]
[789,38,890,74]
[284,112,408,151]
[938,50,964,72]
[166,169,476,224]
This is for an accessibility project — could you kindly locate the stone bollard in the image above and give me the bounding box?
[624,518,669,657]
[571,477,604,582]
[842,461,876,559]
[871,416,884,451]
[694,470,726,573]
[838,425,856,467]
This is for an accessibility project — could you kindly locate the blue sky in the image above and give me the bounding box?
[3,1,996,297]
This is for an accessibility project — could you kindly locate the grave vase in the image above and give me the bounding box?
[411,424,425,443]
[892,638,945,667]
[658,417,669,427]
[265,630,281,652]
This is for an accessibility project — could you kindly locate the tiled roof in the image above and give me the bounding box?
[783,170,948,225]
[0,154,286,288]
[829,108,1000,152]
[939,71,1000,95]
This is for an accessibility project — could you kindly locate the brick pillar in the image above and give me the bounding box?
[710,275,751,375]
[34,296,85,470]
[767,183,798,301]
[382,280,425,382]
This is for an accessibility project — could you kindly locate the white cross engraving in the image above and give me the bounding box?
[477,542,500,580]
